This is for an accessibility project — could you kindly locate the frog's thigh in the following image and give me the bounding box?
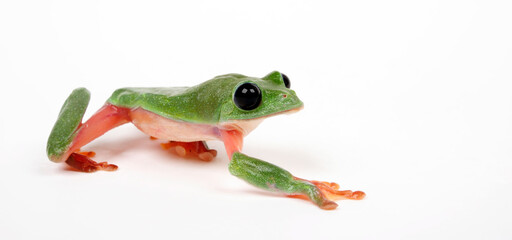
[65,104,131,158]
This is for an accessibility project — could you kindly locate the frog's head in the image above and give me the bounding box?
[214,71,304,134]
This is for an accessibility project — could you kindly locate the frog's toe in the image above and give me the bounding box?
[97,161,119,171]
[351,191,366,200]
[319,200,338,210]
[77,150,96,158]
[65,152,118,172]
[174,145,187,157]
[198,150,217,161]
[311,180,340,190]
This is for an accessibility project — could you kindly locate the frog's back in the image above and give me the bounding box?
[108,87,190,107]
[107,87,217,123]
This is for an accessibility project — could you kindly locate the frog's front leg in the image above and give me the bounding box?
[47,88,131,172]
[220,130,365,210]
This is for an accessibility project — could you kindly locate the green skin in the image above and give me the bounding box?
[47,71,344,208]
[107,72,302,123]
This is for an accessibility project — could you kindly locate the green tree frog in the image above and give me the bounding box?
[47,71,365,210]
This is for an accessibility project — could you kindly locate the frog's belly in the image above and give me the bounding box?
[129,108,221,142]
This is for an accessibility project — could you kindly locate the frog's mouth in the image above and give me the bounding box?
[250,104,305,121]
[280,104,304,115]
[221,105,304,136]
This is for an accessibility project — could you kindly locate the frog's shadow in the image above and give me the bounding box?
[61,133,224,172]
[62,132,325,173]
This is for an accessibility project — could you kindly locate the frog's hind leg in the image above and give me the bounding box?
[160,141,217,161]
[47,88,131,172]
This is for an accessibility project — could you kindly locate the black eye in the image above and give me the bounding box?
[233,82,262,110]
[281,73,291,88]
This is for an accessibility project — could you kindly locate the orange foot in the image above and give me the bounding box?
[289,178,365,210]
[65,152,118,172]
[161,141,217,162]
[310,180,366,201]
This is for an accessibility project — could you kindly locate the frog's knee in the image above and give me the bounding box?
[47,88,90,162]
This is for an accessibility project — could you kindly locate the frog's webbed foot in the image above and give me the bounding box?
[286,179,365,210]
[304,179,366,201]
[287,180,365,200]
[160,141,217,162]
[290,177,366,209]
[65,152,118,172]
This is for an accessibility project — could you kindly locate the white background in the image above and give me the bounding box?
[1,0,511,239]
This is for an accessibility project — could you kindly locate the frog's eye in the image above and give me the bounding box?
[281,73,291,88]
[233,82,262,111]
